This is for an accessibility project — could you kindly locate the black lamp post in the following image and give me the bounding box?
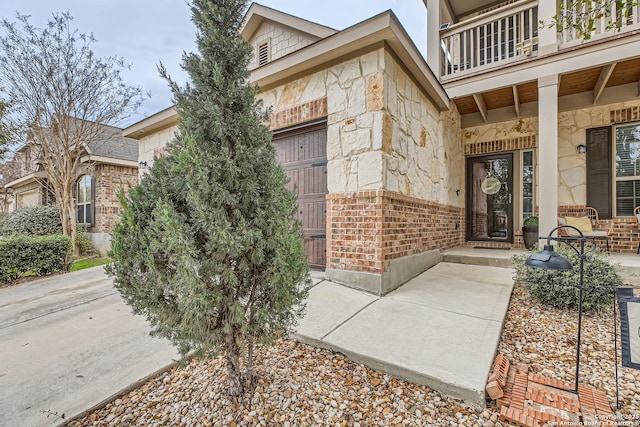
[525,224,587,394]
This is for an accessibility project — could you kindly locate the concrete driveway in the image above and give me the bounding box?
[0,266,179,427]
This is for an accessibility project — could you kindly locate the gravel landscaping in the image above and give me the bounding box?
[68,283,639,426]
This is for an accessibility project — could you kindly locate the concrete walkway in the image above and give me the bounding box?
[295,262,514,408]
[443,246,640,285]
[0,267,179,427]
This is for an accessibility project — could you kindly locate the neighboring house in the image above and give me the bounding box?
[124,1,640,295]
[4,123,139,254]
[0,159,19,213]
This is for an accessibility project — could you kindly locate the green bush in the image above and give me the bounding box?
[0,212,7,231]
[0,234,72,284]
[75,224,95,256]
[523,216,539,228]
[513,245,621,311]
[0,206,62,236]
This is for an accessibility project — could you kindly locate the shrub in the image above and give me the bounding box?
[513,244,621,311]
[0,206,62,236]
[523,216,539,228]
[0,212,7,231]
[0,234,72,284]
[75,224,95,256]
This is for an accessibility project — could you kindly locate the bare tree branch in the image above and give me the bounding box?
[0,12,146,252]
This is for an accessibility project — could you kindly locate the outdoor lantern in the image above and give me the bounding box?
[525,244,574,271]
[577,144,588,154]
[526,225,587,393]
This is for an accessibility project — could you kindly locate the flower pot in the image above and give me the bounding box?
[522,226,539,250]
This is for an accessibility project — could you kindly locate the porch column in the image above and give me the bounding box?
[425,0,442,78]
[538,74,559,237]
[537,0,558,55]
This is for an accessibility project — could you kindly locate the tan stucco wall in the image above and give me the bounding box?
[248,22,318,70]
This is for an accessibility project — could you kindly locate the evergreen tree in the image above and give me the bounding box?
[107,0,309,396]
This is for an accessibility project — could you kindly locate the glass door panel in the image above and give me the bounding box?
[466,154,514,242]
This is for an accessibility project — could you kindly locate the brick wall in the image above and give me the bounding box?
[463,235,525,250]
[268,98,327,131]
[558,204,640,253]
[327,190,464,274]
[464,136,537,156]
[91,164,138,234]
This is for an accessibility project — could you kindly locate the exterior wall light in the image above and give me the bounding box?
[138,161,148,169]
[577,144,587,154]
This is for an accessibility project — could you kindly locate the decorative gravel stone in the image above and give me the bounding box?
[68,284,638,426]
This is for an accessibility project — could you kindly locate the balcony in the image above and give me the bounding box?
[439,0,640,80]
[440,1,539,80]
[558,0,640,47]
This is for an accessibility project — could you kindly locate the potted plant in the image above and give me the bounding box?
[522,216,539,250]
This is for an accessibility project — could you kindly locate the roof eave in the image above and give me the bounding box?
[242,3,337,42]
[250,11,450,112]
[123,107,179,140]
[81,155,139,167]
[4,171,46,189]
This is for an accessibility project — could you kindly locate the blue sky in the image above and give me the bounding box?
[0,1,427,126]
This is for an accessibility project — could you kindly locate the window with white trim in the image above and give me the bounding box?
[77,175,93,225]
[614,122,640,216]
[522,150,535,219]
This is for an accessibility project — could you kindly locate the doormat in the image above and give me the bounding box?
[473,247,511,250]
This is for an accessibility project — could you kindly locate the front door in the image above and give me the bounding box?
[466,153,514,243]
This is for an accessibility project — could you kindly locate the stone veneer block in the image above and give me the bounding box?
[366,73,384,112]
[326,249,441,296]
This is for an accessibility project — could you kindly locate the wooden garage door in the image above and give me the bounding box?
[273,121,328,269]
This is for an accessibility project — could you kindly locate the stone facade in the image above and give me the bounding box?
[248,22,318,70]
[258,48,463,206]
[462,98,640,252]
[257,47,464,291]
[381,54,464,205]
[463,99,640,208]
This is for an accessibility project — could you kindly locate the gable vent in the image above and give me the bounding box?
[258,42,269,66]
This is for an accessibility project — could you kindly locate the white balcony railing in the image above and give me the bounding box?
[559,0,640,46]
[440,1,539,79]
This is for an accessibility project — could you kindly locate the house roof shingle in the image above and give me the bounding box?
[85,124,138,162]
